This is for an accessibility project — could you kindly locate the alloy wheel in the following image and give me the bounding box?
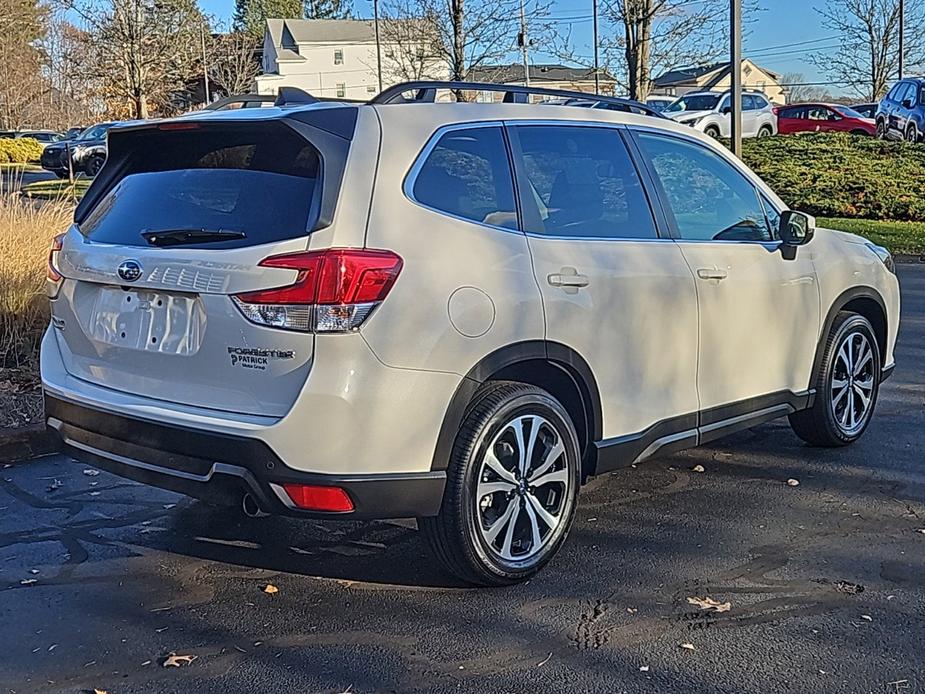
[830,331,876,436]
[474,414,570,562]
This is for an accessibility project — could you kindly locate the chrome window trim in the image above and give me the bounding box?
[402,120,524,237]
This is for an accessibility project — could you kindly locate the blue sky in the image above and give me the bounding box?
[201,0,830,84]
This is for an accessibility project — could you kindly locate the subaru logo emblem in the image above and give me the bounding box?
[117,259,143,282]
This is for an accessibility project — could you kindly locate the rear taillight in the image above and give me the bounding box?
[772,106,780,115]
[232,248,403,333]
[47,233,65,286]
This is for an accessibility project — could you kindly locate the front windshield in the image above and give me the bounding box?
[833,105,865,118]
[665,94,721,113]
[78,124,112,141]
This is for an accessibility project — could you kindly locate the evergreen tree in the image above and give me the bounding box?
[234,0,303,39]
[304,0,351,19]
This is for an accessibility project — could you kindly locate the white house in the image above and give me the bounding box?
[256,18,446,100]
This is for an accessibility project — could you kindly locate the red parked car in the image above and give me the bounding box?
[774,103,877,136]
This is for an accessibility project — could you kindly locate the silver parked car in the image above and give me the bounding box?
[665,89,778,138]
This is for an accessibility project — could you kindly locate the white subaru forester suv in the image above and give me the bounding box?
[42,82,899,586]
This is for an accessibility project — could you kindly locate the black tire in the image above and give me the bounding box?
[704,125,721,138]
[789,312,881,447]
[420,381,581,586]
[876,119,887,138]
[907,123,920,143]
[85,155,105,177]
[850,129,871,136]
[54,170,69,179]
[757,125,773,137]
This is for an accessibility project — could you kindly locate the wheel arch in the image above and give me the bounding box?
[811,286,888,388]
[430,341,603,478]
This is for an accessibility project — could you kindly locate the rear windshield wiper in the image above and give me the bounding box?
[142,228,246,247]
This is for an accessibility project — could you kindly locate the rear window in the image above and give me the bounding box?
[79,122,320,249]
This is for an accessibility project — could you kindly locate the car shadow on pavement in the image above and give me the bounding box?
[153,501,472,589]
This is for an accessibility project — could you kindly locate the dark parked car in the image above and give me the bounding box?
[64,126,86,140]
[875,78,925,141]
[40,122,116,178]
[774,103,876,136]
[852,102,877,119]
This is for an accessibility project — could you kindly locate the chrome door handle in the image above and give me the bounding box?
[696,267,728,281]
[547,270,590,288]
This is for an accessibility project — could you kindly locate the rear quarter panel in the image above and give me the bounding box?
[360,108,545,376]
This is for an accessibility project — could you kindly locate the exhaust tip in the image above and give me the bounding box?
[242,493,269,518]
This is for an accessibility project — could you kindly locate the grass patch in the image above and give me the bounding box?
[0,195,74,427]
[21,178,91,200]
[817,217,925,256]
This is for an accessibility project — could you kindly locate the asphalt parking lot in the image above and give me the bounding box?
[1,265,923,694]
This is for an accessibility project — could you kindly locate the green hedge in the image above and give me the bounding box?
[741,133,925,222]
[0,138,44,164]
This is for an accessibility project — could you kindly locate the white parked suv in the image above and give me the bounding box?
[665,89,778,138]
[42,82,899,586]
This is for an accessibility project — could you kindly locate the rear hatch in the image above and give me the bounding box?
[50,111,355,417]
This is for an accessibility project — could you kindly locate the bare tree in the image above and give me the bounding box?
[379,0,550,97]
[209,31,261,95]
[0,0,48,128]
[377,10,446,81]
[606,0,757,100]
[780,72,831,103]
[813,0,925,101]
[69,0,209,118]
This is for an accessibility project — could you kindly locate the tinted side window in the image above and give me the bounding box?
[900,82,917,104]
[412,127,517,229]
[780,106,803,119]
[887,83,902,100]
[636,132,772,242]
[514,125,657,239]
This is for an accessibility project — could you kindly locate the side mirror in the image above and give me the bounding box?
[721,106,731,115]
[779,210,815,247]
[902,98,914,109]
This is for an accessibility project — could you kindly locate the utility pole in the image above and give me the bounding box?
[374,0,383,92]
[898,0,905,79]
[592,0,600,93]
[519,0,530,86]
[201,24,210,104]
[730,0,742,157]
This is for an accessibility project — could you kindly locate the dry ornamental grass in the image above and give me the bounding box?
[0,194,73,427]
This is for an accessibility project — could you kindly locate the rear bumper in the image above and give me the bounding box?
[44,394,446,519]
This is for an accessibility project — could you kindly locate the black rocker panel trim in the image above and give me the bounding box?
[593,389,813,476]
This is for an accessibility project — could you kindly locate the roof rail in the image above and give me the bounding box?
[275,86,319,107]
[369,81,663,117]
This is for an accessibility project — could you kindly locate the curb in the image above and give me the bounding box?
[895,255,925,264]
[0,423,56,464]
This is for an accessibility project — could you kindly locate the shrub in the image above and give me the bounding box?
[0,137,44,164]
[741,133,925,222]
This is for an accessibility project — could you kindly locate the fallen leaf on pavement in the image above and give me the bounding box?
[917,529,925,534]
[93,689,109,694]
[640,665,650,672]
[787,478,800,486]
[692,465,705,473]
[20,579,37,586]
[263,584,279,594]
[687,596,731,612]
[537,652,552,667]
[679,643,695,651]
[162,653,197,668]
[82,469,100,476]
[860,614,872,621]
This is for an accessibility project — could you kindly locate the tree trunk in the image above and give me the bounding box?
[450,0,467,100]
[622,0,652,101]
